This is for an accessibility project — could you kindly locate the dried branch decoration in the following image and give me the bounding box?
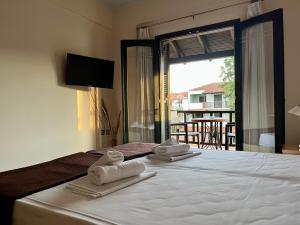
[101,98,121,144]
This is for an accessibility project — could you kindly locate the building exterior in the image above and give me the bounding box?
[170,82,229,111]
[170,82,230,123]
[188,82,228,110]
[170,92,189,110]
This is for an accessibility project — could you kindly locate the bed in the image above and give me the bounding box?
[0,143,156,225]
[12,150,300,225]
[87,142,156,160]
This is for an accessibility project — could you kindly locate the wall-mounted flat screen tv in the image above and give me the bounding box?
[65,53,114,89]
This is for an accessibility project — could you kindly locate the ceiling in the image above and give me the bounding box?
[99,0,140,8]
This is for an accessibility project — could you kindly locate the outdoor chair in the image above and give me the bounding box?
[170,122,200,148]
[225,122,236,150]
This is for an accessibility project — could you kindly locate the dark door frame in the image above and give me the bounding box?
[120,11,284,150]
[154,19,239,143]
[120,40,158,143]
[234,9,285,153]
[121,20,240,144]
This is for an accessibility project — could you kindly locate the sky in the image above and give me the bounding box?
[170,58,227,93]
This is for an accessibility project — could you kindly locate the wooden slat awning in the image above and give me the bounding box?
[168,27,234,64]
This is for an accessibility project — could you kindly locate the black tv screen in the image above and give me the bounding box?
[65,53,114,89]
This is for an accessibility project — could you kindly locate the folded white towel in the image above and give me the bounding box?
[89,150,124,168]
[153,144,190,156]
[67,171,157,198]
[148,151,201,162]
[159,137,178,146]
[88,161,146,186]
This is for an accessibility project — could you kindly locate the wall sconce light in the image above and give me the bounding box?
[288,105,300,116]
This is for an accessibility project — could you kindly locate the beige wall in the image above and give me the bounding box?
[1,0,299,171]
[113,0,300,145]
[0,0,114,171]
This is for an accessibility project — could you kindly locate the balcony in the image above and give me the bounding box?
[171,109,236,149]
[189,101,228,110]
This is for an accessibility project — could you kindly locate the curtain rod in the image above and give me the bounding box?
[137,0,263,29]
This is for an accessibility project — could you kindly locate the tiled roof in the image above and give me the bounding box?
[190,82,224,94]
[170,92,188,100]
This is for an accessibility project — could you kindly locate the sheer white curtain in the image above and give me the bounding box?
[132,28,154,142]
[243,1,275,152]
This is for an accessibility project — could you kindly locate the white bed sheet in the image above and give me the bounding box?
[13,150,300,225]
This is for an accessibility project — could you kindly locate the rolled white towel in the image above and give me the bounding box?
[90,150,124,168]
[154,144,190,156]
[88,161,146,186]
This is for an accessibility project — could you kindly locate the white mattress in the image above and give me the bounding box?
[13,150,300,225]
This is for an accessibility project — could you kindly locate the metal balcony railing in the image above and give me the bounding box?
[172,109,236,148]
[203,101,227,109]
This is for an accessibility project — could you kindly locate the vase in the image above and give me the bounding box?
[111,136,117,146]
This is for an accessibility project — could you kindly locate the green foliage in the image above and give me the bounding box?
[220,57,235,109]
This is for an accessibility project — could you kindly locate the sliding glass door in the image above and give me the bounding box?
[235,9,284,153]
[121,9,284,152]
[121,40,160,143]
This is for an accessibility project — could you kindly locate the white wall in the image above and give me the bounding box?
[113,0,300,145]
[0,0,114,171]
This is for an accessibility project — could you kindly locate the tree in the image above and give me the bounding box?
[220,57,235,110]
